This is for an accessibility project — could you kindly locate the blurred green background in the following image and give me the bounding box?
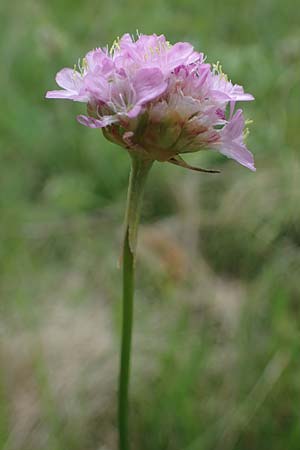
[1,0,300,449]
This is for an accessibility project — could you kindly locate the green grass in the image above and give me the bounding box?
[1,0,300,449]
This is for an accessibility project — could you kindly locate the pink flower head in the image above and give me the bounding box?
[46,33,255,172]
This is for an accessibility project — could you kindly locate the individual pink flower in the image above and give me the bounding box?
[46,33,255,172]
[46,68,88,101]
[214,109,255,171]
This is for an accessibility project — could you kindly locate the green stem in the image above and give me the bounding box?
[119,154,153,450]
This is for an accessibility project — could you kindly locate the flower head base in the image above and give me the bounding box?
[46,33,255,172]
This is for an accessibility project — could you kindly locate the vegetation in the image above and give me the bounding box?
[1,0,299,449]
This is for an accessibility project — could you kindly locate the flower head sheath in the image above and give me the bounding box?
[46,33,255,171]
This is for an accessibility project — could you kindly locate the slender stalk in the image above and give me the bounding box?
[119,154,153,450]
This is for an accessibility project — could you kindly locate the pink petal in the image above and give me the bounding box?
[218,109,256,171]
[210,90,232,101]
[220,141,256,171]
[45,90,88,102]
[231,85,254,101]
[46,90,76,99]
[223,109,244,138]
[56,68,81,90]
[127,105,142,118]
[167,42,197,70]
[84,74,109,102]
[133,68,167,105]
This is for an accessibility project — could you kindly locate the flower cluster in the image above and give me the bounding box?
[46,33,255,171]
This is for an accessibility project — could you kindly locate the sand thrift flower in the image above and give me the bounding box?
[46,32,255,450]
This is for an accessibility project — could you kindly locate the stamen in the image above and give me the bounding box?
[72,64,77,78]
[212,61,228,81]
[110,37,121,55]
[243,128,250,140]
